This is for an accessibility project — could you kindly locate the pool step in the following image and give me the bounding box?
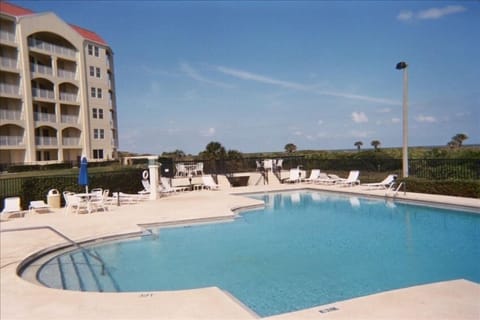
[37,250,120,292]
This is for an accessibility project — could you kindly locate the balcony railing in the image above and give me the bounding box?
[34,112,56,122]
[0,136,24,146]
[0,83,20,95]
[62,137,80,146]
[31,63,53,76]
[28,38,76,57]
[57,69,76,80]
[0,30,15,42]
[35,136,58,146]
[59,92,78,102]
[61,114,79,124]
[0,109,22,120]
[32,88,54,100]
[0,57,17,69]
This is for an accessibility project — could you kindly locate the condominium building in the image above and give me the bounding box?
[0,2,119,165]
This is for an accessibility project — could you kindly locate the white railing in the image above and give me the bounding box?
[57,69,76,80]
[0,57,17,69]
[32,88,54,99]
[0,83,20,95]
[30,63,53,76]
[0,136,24,146]
[0,109,22,120]
[0,30,15,42]
[59,92,78,102]
[28,38,76,57]
[35,136,58,146]
[61,114,79,124]
[34,112,56,122]
[62,137,80,146]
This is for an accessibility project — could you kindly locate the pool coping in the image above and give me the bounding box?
[1,184,479,319]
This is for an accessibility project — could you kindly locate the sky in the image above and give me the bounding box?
[13,1,480,154]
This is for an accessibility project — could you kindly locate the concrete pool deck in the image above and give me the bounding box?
[1,183,479,319]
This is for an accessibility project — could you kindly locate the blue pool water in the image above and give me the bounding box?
[37,191,480,317]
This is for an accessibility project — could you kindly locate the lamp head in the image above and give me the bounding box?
[396,61,408,70]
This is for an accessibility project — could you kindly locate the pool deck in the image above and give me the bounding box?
[1,183,479,319]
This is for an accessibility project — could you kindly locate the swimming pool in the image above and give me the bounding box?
[35,191,480,317]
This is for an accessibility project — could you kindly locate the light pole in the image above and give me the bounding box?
[396,61,409,178]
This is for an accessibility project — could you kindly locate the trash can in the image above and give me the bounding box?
[47,189,60,208]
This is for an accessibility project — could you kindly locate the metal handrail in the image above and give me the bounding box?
[1,226,106,275]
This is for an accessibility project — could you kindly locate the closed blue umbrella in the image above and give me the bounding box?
[78,156,89,193]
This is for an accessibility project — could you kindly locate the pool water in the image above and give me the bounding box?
[38,191,480,317]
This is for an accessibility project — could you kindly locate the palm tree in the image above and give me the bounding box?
[284,143,297,153]
[452,133,468,147]
[371,140,381,151]
[200,141,226,160]
[354,141,363,151]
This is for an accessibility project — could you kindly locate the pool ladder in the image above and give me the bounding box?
[386,182,406,197]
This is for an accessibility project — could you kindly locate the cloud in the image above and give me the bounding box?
[397,5,466,21]
[350,130,369,138]
[377,107,392,113]
[201,127,216,137]
[415,114,437,123]
[391,117,401,123]
[352,111,368,123]
[216,65,400,106]
[180,62,233,88]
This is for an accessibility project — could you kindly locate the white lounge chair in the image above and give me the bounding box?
[1,197,22,216]
[362,174,397,189]
[202,175,219,190]
[284,168,300,183]
[28,200,51,213]
[336,170,360,187]
[303,169,321,183]
[314,173,336,184]
[160,177,188,193]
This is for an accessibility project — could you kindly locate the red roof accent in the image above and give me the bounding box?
[70,24,107,45]
[1,2,107,46]
[0,2,34,16]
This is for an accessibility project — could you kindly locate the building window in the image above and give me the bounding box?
[98,108,104,119]
[96,67,101,78]
[93,128,104,139]
[94,46,99,57]
[89,66,95,76]
[93,108,98,119]
[93,149,104,159]
[91,88,103,98]
[88,44,93,55]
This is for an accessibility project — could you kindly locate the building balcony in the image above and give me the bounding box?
[0,30,15,42]
[35,136,58,146]
[57,69,76,80]
[59,92,78,102]
[32,88,55,100]
[34,112,56,123]
[0,135,24,146]
[0,83,20,96]
[0,57,18,69]
[28,38,76,58]
[62,137,80,146]
[61,114,79,124]
[31,63,53,76]
[0,109,22,121]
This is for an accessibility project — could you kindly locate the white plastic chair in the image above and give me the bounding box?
[28,200,50,213]
[303,169,321,183]
[202,175,219,190]
[1,197,21,215]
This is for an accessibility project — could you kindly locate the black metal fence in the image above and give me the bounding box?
[1,157,478,210]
